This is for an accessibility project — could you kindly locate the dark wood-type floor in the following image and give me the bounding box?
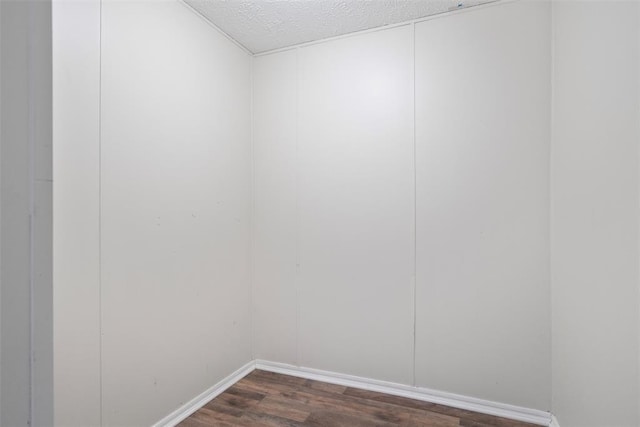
[178,370,540,427]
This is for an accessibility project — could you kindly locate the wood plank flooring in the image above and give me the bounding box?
[178,370,541,427]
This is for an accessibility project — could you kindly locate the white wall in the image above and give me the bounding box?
[53,0,253,425]
[551,2,640,426]
[253,0,551,411]
[414,1,551,410]
[253,49,299,365]
[253,26,415,384]
[101,2,252,424]
[297,26,415,384]
[53,1,101,425]
[53,1,640,425]
[1,0,53,425]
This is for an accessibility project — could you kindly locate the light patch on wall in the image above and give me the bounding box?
[362,70,393,101]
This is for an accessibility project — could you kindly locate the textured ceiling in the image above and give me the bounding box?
[184,0,495,54]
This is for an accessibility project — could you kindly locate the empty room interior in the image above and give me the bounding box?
[0,0,639,426]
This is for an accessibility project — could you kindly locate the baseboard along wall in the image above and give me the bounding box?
[154,359,555,427]
[152,360,256,427]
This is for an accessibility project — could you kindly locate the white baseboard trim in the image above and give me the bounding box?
[255,359,552,426]
[152,360,256,427]
[153,358,555,427]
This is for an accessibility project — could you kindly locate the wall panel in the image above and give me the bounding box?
[414,1,551,410]
[100,1,252,425]
[253,50,299,364]
[297,26,415,384]
[551,2,640,426]
[53,1,101,425]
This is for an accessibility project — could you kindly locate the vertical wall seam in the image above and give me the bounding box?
[0,0,3,421]
[28,2,35,423]
[249,54,255,361]
[295,47,301,368]
[98,0,103,424]
[549,0,555,414]
[411,21,417,388]
[636,4,640,424]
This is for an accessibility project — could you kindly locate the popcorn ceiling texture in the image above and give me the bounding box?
[184,0,494,54]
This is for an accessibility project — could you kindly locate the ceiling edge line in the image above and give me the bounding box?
[178,0,254,56]
[253,0,510,57]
